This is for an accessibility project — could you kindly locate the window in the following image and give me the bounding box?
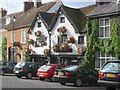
[60,17,65,23]
[95,51,115,68]
[118,16,120,36]
[78,36,84,44]
[58,34,67,44]
[11,31,14,43]
[21,28,26,43]
[99,18,110,38]
[0,33,2,44]
[38,22,41,27]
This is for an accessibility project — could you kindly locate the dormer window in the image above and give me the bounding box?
[60,17,65,23]
[38,22,41,27]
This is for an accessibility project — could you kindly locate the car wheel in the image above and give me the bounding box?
[39,77,45,81]
[60,82,66,85]
[26,72,32,79]
[1,69,5,76]
[106,87,116,90]
[74,78,82,87]
[16,75,21,78]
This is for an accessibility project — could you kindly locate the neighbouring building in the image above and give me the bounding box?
[29,5,96,65]
[0,8,7,61]
[87,0,120,68]
[3,0,61,63]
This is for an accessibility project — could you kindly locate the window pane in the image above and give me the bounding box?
[38,22,41,27]
[105,19,109,26]
[101,58,105,67]
[101,51,105,57]
[99,27,104,37]
[95,58,100,68]
[78,36,84,44]
[99,19,104,26]
[60,17,65,23]
[105,27,110,37]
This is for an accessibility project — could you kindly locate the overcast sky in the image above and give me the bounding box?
[0,0,96,14]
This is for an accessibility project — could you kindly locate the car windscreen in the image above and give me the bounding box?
[62,65,79,71]
[15,62,25,67]
[102,62,120,72]
[40,65,52,70]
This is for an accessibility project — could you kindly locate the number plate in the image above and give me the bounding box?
[15,71,19,73]
[106,74,115,78]
[39,74,44,77]
[58,72,64,76]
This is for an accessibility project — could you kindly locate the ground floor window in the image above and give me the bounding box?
[95,51,115,68]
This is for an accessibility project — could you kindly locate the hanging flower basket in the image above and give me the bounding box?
[28,39,34,45]
[43,49,49,55]
[68,36,75,43]
[77,47,86,54]
[53,44,60,52]
[35,30,41,37]
[57,26,67,34]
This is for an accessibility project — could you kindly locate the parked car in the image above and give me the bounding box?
[58,65,98,87]
[37,64,58,81]
[0,61,15,75]
[14,62,41,79]
[53,64,66,82]
[98,60,120,90]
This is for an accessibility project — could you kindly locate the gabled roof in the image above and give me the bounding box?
[4,2,56,30]
[50,5,96,33]
[87,2,120,18]
[30,12,55,31]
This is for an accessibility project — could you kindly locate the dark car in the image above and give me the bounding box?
[37,64,58,81]
[14,62,41,79]
[98,60,120,90]
[58,65,98,87]
[53,64,66,82]
[0,61,15,75]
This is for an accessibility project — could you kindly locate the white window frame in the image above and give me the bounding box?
[21,28,26,44]
[11,31,15,43]
[96,51,115,68]
[99,17,110,38]
[0,33,2,44]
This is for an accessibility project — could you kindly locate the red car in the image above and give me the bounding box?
[37,64,58,81]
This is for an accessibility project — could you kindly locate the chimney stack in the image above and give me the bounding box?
[24,0,34,12]
[0,8,7,18]
[35,0,42,8]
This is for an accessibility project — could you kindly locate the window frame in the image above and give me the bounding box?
[11,31,15,43]
[60,17,65,23]
[21,28,26,44]
[0,33,2,44]
[38,22,41,27]
[96,51,115,68]
[78,36,84,44]
[99,17,110,38]
[58,34,67,44]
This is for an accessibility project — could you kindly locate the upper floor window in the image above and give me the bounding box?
[58,34,67,44]
[38,22,41,27]
[99,18,110,38]
[21,28,26,43]
[78,36,84,44]
[11,31,14,43]
[0,33,2,44]
[60,17,65,23]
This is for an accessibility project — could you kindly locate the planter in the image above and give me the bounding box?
[53,44,60,52]
[57,26,67,34]
[68,36,75,43]
[77,47,86,55]
[35,30,41,37]
[28,39,34,45]
[43,49,49,55]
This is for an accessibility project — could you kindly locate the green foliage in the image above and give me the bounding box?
[83,17,120,68]
[2,37,7,61]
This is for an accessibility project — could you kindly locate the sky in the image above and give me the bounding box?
[0,0,96,14]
